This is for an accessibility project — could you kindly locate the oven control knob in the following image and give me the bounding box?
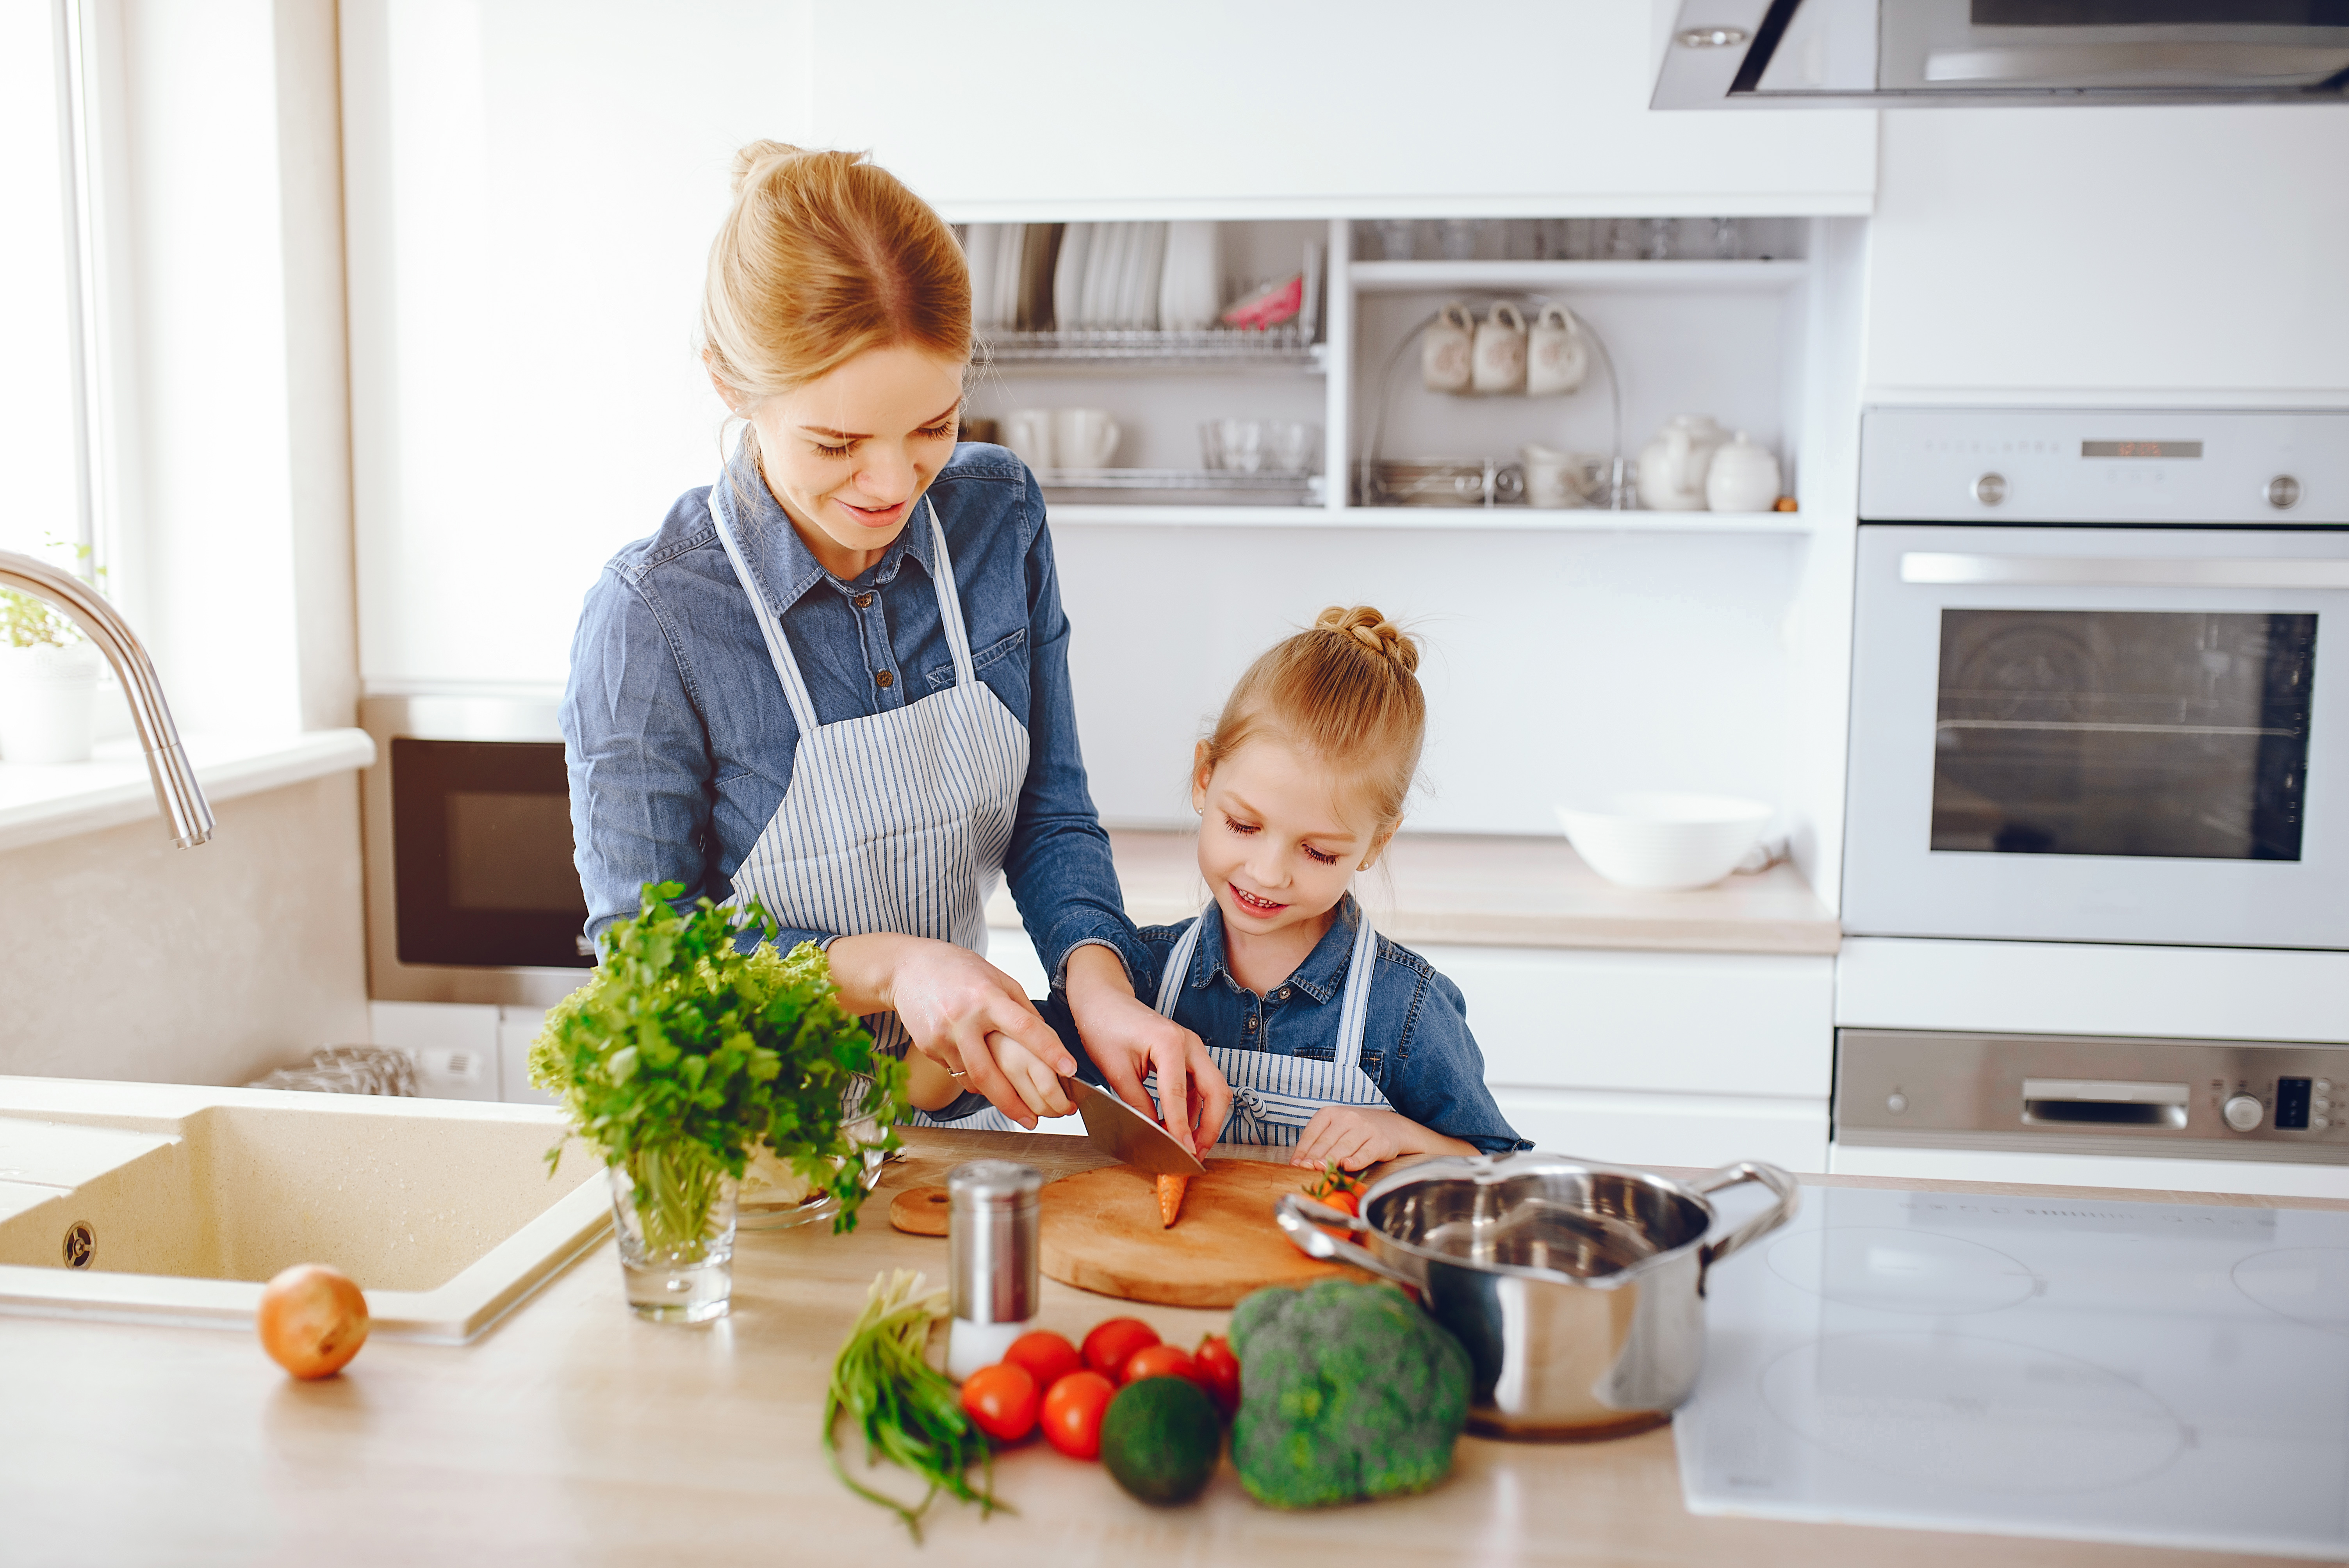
[2266,474,2302,510]
[1973,472,2007,506]
[2223,1094,2266,1132]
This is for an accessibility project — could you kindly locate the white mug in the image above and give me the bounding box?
[1002,408,1054,471]
[1520,442,1603,509]
[1422,302,1476,394]
[1471,302,1527,396]
[1052,408,1121,470]
[1526,305,1589,397]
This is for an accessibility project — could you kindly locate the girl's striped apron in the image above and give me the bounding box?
[1150,904,1395,1147]
[708,483,1030,1127]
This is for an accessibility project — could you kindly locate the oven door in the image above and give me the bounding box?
[1845,525,2349,949]
[362,694,594,1006]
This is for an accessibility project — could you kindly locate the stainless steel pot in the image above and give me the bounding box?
[1276,1151,1797,1440]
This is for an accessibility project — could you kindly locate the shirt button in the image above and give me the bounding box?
[875,670,895,689]
[1244,1016,1257,1031]
[1277,988,1290,1000]
[853,592,873,608]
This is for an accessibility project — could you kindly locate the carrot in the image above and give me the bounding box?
[1157,1172,1189,1228]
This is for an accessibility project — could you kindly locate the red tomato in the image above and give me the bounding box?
[1120,1342,1199,1387]
[1080,1316,1160,1380]
[1004,1329,1083,1393]
[959,1361,1039,1443]
[1193,1334,1241,1418]
[1040,1369,1117,1459]
[1321,1188,1362,1217]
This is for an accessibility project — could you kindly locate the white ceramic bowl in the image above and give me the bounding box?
[1553,793,1775,891]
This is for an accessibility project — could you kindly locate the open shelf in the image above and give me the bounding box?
[978,326,1324,369]
[1047,504,1811,533]
[1348,259,1811,294]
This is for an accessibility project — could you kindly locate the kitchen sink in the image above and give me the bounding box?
[0,1078,608,1342]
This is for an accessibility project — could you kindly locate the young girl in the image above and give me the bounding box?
[914,605,1527,1169]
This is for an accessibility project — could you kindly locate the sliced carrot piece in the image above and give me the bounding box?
[1157,1171,1189,1228]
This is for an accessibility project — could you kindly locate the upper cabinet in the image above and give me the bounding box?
[808,1,1877,221]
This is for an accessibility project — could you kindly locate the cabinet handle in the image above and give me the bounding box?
[1900,553,2349,590]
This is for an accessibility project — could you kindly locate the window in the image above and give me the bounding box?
[0,0,92,574]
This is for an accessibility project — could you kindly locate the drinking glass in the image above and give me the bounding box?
[610,1147,738,1324]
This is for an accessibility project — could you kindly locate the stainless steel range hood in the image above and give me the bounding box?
[1654,0,2349,107]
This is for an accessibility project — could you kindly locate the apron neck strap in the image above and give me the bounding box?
[706,488,973,735]
[1153,901,1381,1070]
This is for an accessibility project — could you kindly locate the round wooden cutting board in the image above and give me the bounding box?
[1037,1158,1363,1308]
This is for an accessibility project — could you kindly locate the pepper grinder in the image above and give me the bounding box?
[945,1159,1042,1381]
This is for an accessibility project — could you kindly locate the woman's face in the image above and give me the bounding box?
[731,344,965,578]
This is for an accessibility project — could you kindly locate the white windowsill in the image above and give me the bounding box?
[0,729,377,854]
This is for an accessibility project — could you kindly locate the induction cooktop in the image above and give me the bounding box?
[1677,1184,2349,1559]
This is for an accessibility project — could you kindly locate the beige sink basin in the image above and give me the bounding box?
[0,1077,608,1342]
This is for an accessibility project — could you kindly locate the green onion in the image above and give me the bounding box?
[824,1269,1004,1540]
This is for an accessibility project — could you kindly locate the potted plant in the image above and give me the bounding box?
[531,882,908,1322]
[0,561,103,766]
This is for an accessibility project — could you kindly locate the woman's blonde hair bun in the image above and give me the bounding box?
[1313,604,1421,674]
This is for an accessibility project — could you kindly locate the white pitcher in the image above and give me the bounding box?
[1635,414,1730,511]
[1525,305,1589,397]
[1471,301,1528,396]
[1422,302,1476,394]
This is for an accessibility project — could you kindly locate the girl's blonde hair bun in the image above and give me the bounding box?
[728,139,806,197]
[1312,605,1420,674]
[1197,605,1427,837]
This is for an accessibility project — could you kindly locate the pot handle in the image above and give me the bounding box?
[1274,1193,1424,1291]
[1690,1160,1800,1288]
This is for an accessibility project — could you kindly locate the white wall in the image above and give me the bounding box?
[1865,106,2349,403]
[340,0,818,691]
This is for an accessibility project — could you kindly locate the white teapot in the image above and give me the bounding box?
[1636,414,1729,511]
[1704,431,1783,514]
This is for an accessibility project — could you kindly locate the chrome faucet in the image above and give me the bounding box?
[0,549,213,846]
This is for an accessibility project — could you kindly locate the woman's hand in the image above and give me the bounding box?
[1292,1107,1477,1172]
[1063,946,1231,1155]
[825,933,1075,1127]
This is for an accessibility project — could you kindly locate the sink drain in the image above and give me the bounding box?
[63,1221,94,1269]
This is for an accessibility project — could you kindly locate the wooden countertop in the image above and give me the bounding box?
[987,829,1841,957]
[8,1128,2325,1567]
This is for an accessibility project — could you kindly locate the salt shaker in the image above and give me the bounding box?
[945,1160,1042,1381]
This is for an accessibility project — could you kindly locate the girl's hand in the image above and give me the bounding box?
[989,1033,1078,1121]
[1292,1107,1477,1171]
[1064,946,1232,1155]
[825,933,1076,1128]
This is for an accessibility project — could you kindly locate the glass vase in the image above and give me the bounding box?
[610,1145,738,1322]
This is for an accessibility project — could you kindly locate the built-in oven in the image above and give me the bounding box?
[1836,408,2349,1193]
[360,693,593,1007]
[1845,408,2349,950]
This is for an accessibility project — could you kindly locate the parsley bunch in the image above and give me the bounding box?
[531,882,908,1239]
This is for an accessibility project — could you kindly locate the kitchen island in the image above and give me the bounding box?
[3,1128,2324,1567]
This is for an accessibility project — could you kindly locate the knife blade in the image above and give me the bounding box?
[1058,1076,1207,1178]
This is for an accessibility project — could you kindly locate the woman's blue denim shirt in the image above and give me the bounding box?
[560,442,1150,988]
[946,896,1529,1155]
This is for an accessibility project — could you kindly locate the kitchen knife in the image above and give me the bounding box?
[1058,1076,1207,1178]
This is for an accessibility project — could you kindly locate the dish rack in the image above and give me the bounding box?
[1037,469,1324,504]
[979,326,1323,368]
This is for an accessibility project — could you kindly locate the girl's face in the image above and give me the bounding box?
[722,344,966,579]
[1192,735,1393,944]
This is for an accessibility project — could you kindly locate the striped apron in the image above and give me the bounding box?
[1150,905,1396,1147]
[708,484,1030,1127]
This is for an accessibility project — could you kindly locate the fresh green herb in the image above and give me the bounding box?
[530,881,908,1239]
[824,1269,1002,1540]
[2,536,101,650]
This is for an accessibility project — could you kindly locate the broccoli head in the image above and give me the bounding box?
[1228,1279,1472,1509]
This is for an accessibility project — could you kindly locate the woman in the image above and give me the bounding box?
[561,143,1227,1148]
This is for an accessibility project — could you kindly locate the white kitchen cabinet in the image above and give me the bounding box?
[811,3,1874,220]
[1494,1086,1827,1173]
[1421,945,1833,1097]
